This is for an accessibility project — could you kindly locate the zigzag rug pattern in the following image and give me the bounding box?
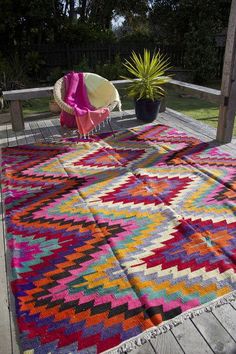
[1,124,236,354]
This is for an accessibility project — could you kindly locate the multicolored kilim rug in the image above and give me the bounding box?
[1,124,236,354]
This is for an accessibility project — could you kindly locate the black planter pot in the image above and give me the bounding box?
[135,98,161,122]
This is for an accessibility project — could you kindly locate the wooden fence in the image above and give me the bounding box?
[30,42,225,78]
[33,43,186,70]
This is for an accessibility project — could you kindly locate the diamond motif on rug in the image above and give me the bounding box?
[100,174,192,206]
[136,218,236,272]
[74,147,146,168]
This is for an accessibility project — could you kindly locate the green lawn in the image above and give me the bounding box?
[166,89,236,136]
[22,86,236,136]
[166,90,219,127]
[23,97,50,116]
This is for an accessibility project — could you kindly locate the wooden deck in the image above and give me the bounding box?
[0,109,236,354]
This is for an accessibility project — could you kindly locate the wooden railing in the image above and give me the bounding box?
[3,79,221,132]
[167,80,221,104]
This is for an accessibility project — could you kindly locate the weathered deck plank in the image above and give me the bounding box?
[192,312,236,354]
[172,319,214,354]
[14,126,27,145]
[42,119,63,138]
[0,124,8,147]
[36,119,53,140]
[24,121,37,144]
[212,304,236,341]
[0,181,12,354]
[29,120,45,143]
[150,330,185,354]
[164,108,235,145]
[6,123,17,147]
[161,109,236,156]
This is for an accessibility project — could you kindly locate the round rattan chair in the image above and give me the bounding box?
[53,73,120,115]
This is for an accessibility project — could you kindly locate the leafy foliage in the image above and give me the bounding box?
[73,57,91,73]
[0,53,27,109]
[59,21,115,44]
[149,0,231,83]
[182,0,230,83]
[96,55,126,80]
[0,0,64,55]
[46,67,63,85]
[25,51,45,78]
[121,49,171,101]
[0,54,27,91]
[0,0,232,85]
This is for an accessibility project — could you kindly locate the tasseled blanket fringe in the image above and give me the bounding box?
[77,116,112,140]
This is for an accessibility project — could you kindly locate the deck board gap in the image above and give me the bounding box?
[211,308,236,342]
[190,318,216,352]
[170,329,186,354]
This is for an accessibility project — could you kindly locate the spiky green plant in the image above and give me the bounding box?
[121,49,172,101]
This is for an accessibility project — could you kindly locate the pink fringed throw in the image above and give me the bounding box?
[60,72,110,134]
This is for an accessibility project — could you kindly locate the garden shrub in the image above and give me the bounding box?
[0,54,27,91]
[95,55,127,80]
[184,25,218,84]
[46,67,63,84]
[73,57,92,73]
[25,51,45,79]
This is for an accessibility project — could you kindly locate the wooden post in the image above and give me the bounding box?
[160,97,166,112]
[10,101,24,131]
[216,0,236,143]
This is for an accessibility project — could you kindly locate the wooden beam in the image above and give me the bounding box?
[3,79,221,103]
[3,87,52,100]
[167,79,221,104]
[217,0,236,143]
[2,82,132,101]
[114,79,222,104]
[10,101,24,131]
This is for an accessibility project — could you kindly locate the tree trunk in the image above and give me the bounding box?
[79,0,87,22]
[69,0,77,22]
[64,0,69,17]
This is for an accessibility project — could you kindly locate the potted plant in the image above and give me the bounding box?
[121,49,171,122]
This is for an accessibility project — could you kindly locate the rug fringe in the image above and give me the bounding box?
[102,290,236,354]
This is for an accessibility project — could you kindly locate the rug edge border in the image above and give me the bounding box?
[102,290,236,354]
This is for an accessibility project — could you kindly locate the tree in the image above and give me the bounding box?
[149,0,186,45]
[0,0,64,54]
[149,0,231,82]
[182,0,231,82]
